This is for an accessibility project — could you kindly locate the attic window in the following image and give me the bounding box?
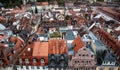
[27,48,31,51]
[40,58,45,63]
[19,59,22,64]
[33,58,37,63]
[25,59,29,64]
[83,48,86,51]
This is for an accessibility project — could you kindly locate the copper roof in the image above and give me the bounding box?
[32,41,49,57]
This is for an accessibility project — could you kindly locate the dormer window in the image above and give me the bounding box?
[25,59,29,64]
[40,58,45,63]
[33,58,37,63]
[19,59,22,64]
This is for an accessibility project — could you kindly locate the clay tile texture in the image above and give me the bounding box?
[32,41,49,57]
[48,39,68,54]
[72,35,85,53]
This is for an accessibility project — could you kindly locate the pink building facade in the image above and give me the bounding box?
[68,47,96,70]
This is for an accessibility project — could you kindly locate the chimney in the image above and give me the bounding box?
[62,32,66,39]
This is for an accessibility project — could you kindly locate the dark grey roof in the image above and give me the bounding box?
[0,23,6,30]
[61,30,75,40]
[38,34,48,37]
[104,52,116,62]
[0,3,3,7]
[86,45,94,54]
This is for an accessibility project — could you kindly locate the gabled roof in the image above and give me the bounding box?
[0,2,3,7]
[0,23,6,30]
[32,41,49,56]
[103,52,116,63]
[72,35,85,53]
[49,39,68,54]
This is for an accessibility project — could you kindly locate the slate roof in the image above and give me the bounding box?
[60,30,75,40]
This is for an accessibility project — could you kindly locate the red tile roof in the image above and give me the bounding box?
[32,41,49,57]
[72,35,85,53]
[49,39,68,54]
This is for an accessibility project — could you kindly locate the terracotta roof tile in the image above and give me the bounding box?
[49,39,68,54]
[32,41,48,56]
[72,35,85,53]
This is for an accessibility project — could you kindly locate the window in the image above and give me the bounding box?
[31,66,34,69]
[82,54,85,57]
[91,67,94,70]
[74,68,78,70]
[86,54,88,56]
[26,66,29,69]
[86,61,89,64]
[91,55,94,58]
[75,61,77,64]
[25,59,29,64]
[82,61,84,63]
[86,67,90,70]
[21,66,23,69]
[100,67,104,70]
[86,61,91,64]
[40,58,45,63]
[109,67,114,70]
[83,48,86,50]
[16,65,19,68]
[19,59,22,64]
[79,67,83,69]
[33,58,37,63]
[37,66,40,69]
